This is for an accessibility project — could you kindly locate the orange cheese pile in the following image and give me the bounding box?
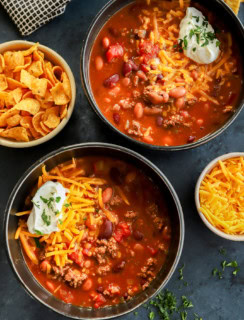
[199,157,244,235]
[15,159,109,267]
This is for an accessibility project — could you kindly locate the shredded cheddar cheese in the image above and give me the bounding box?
[199,157,244,235]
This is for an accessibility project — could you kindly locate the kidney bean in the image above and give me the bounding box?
[196,118,203,126]
[156,116,163,126]
[133,230,144,240]
[191,70,198,80]
[143,135,153,144]
[104,74,119,88]
[110,167,124,185]
[156,74,163,82]
[82,278,93,291]
[129,60,139,71]
[148,91,168,105]
[102,187,113,203]
[113,113,120,124]
[134,243,144,251]
[187,135,196,143]
[162,135,173,146]
[136,70,147,81]
[46,281,55,292]
[134,103,144,119]
[102,37,110,49]
[169,87,186,98]
[109,86,120,97]
[122,77,130,86]
[96,286,104,293]
[140,64,149,73]
[95,56,104,71]
[112,260,126,273]
[108,27,119,37]
[123,62,132,77]
[40,260,50,273]
[175,97,185,109]
[144,107,162,115]
[98,219,113,239]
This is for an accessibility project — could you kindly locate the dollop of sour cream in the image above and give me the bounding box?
[178,7,220,64]
[27,181,68,235]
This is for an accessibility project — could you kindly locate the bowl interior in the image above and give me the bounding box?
[81,0,244,151]
[195,152,244,241]
[0,41,76,148]
[5,143,184,319]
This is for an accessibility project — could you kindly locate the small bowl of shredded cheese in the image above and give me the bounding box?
[195,153,244,241]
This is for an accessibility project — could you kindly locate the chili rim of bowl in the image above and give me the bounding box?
[80,0,244,151]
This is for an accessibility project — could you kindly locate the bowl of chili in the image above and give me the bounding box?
[5,143,184,319]
[81,0,244,150]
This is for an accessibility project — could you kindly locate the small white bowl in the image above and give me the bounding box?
[195,152,244,241]
[0,40,76,148]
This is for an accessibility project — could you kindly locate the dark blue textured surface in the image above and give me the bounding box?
[0,1,243,319]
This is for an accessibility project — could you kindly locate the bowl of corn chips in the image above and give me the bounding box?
[0,41,76,148]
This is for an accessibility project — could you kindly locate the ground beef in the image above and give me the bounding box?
[125,210,138,219]
[103,283,121,297]
[52,266,69,279]
[158,243,166,252]
[110,195,123,206]
[93,237,119,265]
[97,265,111,276]
[93,246,107,265]
[127,120,143,137]
[138,257,157,290]
[162,114,185,128]
[38,249,46,261]
[64,269,87,288]
[145,204,164,231]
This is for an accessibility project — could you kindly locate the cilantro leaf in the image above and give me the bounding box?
[55,196,61,203]
[41,209,51,226]
[34,229,43,236]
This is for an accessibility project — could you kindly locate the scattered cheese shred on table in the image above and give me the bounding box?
[199,157,244,235]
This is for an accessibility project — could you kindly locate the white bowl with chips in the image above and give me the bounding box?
[195,152,244,241]
[0,40,76,148]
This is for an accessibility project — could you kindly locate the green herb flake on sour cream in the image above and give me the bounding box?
[27,181,68,235]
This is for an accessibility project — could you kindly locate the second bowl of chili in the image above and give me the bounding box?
[5,142,184,319]
[81,0,244,151]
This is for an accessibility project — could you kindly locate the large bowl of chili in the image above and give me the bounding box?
[5,143,184,319]
[81,0,244,151]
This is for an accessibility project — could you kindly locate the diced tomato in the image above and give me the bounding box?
[147,246,158,256]
[59,288,74,304]
[139,41,159,63]
[93,293,106,309]
[82,248,92,257]
[140,63,150,73]
[114,222,131,243]
[106,44,124,62]
[68,250,83,267]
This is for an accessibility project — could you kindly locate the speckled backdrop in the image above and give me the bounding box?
[0,1,243,320]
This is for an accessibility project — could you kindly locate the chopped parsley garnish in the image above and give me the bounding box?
[40,196,48,203]
[32,200,40,209]
[55,210,60,215]
[219,247,226,255]
[181,296,193,309]
[183,36,188,49]
[34,238,42,248]
[64,203,71,207]
[41,209,51,226]
[192,47,196,52]
[55,196,61,203]
[34,229,43,235]
[40,196,55,209]
[181,311,188,320]
[192,15,200,23]
[179,264,185,280]
[58,219,63,225]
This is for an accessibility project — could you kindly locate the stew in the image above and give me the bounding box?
[15,157,171,308]
[89,0,242,146]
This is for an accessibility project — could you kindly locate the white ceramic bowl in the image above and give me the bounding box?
[0,40,76,148]
[195,152,244,241]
